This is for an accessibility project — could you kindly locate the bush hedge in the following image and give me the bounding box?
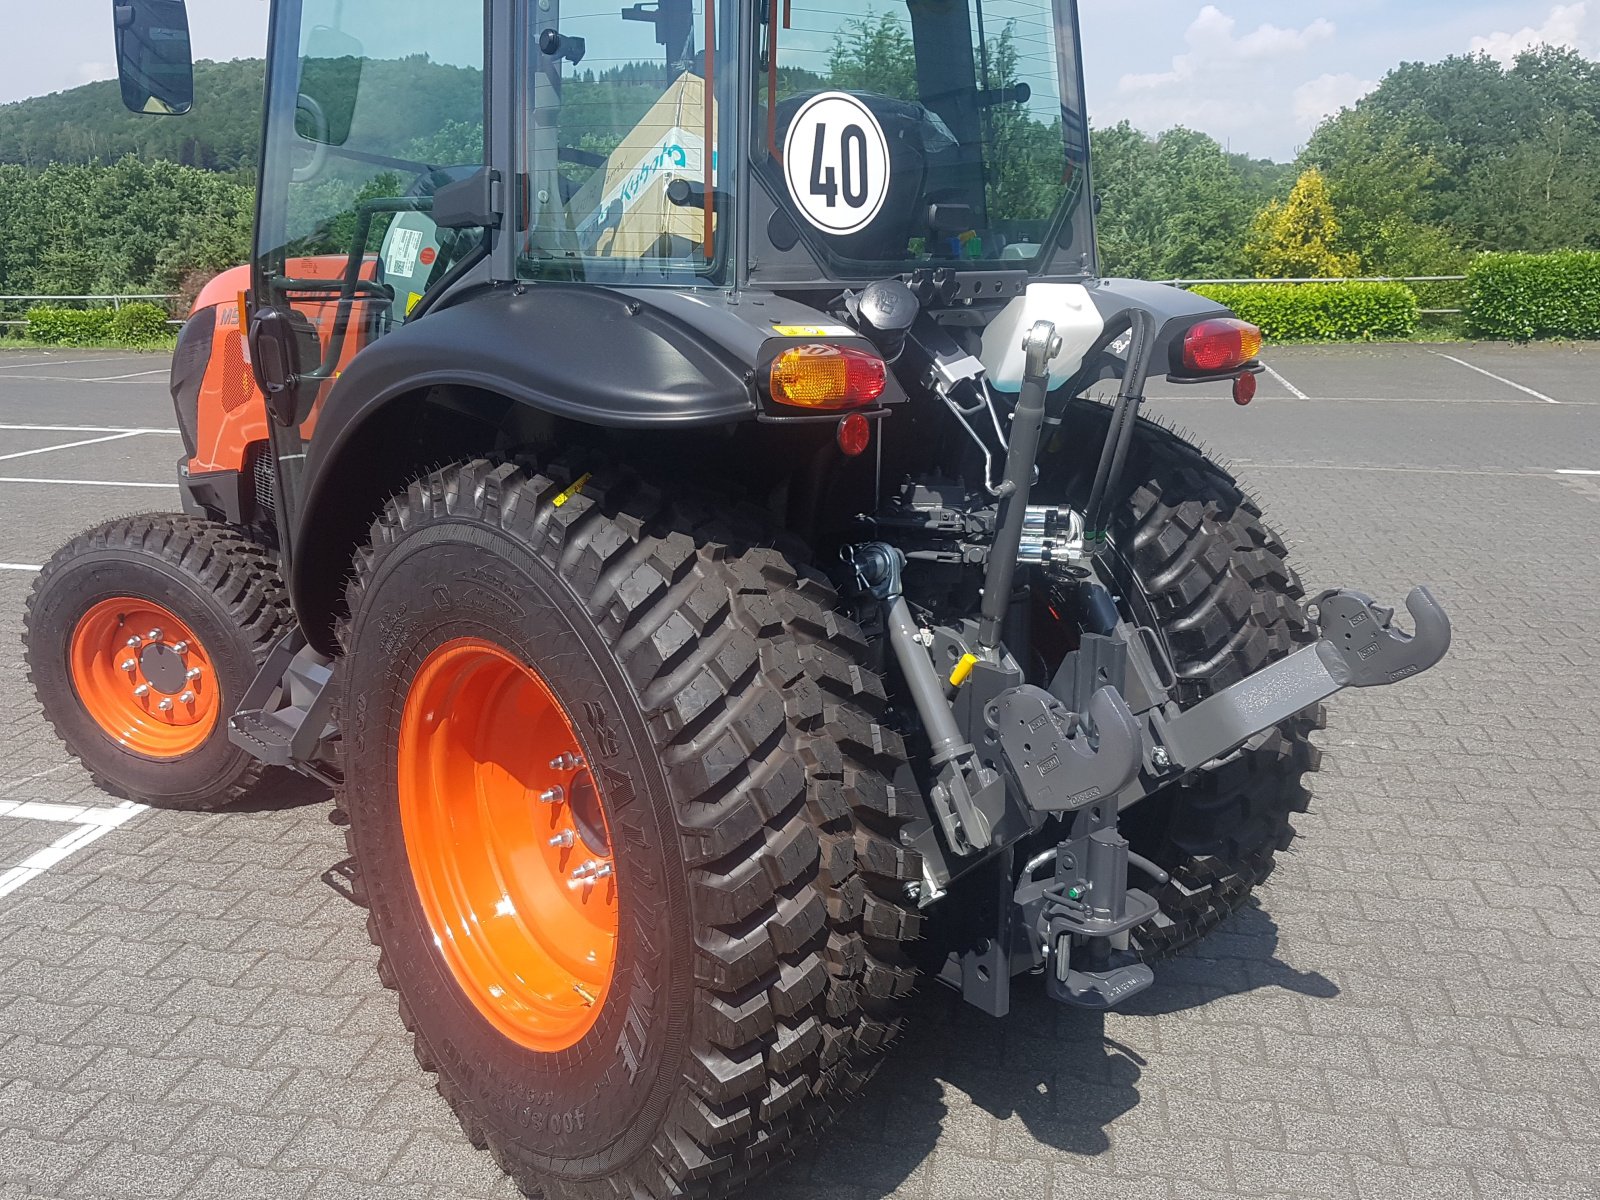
[1192,282,1421,342]
[24,303,171,347]
[1465,251,1600,340]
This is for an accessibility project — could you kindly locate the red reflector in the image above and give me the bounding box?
[1184,319,1263,374]
[1233,373,1257,406]
[837,413,872,457]
[769,344,887,410]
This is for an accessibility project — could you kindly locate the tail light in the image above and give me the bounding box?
[1183,318,1263,374]
[769,344,887,410]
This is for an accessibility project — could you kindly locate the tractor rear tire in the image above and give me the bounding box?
[336,459,920,1200]
[23,514,293,810]
[1044,402,1323,957]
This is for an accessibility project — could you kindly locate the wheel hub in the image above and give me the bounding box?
[397,639,619,1053]
[68,599,218,758]
[137,642,189,694]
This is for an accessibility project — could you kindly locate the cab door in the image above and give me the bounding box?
[250,0,492,553]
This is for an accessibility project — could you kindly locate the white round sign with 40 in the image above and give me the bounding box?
[783,92,892,237]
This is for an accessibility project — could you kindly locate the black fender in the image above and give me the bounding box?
[288,283,763,649]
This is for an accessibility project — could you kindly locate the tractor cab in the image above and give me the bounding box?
[127,1,1095,359]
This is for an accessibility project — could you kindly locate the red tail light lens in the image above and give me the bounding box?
[769,344,888,410]
[837,413,872,457]
[1183,319,1263,374]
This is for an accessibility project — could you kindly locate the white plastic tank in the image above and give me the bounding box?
[979,283,1105,394]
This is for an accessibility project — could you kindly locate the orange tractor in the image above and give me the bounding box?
[26,2,1449,1197]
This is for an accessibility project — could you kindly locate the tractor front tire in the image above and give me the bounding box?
[337,460,920,1200]
[23,514,293,810]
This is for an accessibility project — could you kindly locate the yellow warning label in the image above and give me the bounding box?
[406,291,423,317]
[771,324,856,338]
[551,473,593,509]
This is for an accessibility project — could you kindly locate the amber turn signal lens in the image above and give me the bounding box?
[1183,318,1263,374]
[769,344,887,410]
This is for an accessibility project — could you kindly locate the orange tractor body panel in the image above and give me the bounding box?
[185,259,380,477]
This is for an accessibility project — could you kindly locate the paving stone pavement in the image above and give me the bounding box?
[1,344,1598,1199]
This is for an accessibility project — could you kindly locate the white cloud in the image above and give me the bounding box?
[1293,72,1376,126]
[1470,3,1599,64]
[1120,6,1336,93]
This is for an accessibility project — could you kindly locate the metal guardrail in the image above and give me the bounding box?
[1168,276,1468,317]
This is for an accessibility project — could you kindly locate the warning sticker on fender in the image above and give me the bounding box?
[771,324,856,338]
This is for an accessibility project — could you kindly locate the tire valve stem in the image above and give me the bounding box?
[549,753,584,771]
[573,983,597,1006]
[548,831,576,849]
[538,786,566,805]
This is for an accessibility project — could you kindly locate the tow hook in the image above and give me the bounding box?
[1152,586,1451,771]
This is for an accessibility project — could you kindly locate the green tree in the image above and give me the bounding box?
[1245,167,1360,278]
[1091,123,1254,279]
[827,15,919,102]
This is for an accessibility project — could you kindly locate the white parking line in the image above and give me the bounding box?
[1263,363,1310,400]
[0,477,179,489]
[0,800,146,900]
[0,563,43,572]
[0,431,146,463]
[1556,468,1600,476]
[79,369,170,382]
[1428,351,1562,404]
[0,424,179,436]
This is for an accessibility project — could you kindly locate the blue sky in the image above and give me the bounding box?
[5,1,1597,161]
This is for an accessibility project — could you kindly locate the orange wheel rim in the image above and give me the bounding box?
[398,639,619,1053]
[68,598,220,759]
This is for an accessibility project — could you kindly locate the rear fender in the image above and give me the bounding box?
[287,284,772,651]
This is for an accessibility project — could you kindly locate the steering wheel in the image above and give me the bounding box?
[291,94,332,185]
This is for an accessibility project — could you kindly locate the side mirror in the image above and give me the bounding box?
[248,307,321,427]
[297,26,366,148]
[112,0,194,116]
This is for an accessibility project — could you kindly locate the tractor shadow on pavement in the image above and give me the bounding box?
[775,900,1337,1198]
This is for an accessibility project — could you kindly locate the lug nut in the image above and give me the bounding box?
[126,636,142,648]
[121,659,138,674]
[548,831,576,849]
[185,667,203,680]
[567,860,613,889]
[549,753,584,771]
[172,642,189,655]
[133,684,151,698]
[146,629,163,642]
[179,691,195,705]
[538,786,566,805]
[157,698,173,712]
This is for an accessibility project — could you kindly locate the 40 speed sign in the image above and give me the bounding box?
[783,92,892,237]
